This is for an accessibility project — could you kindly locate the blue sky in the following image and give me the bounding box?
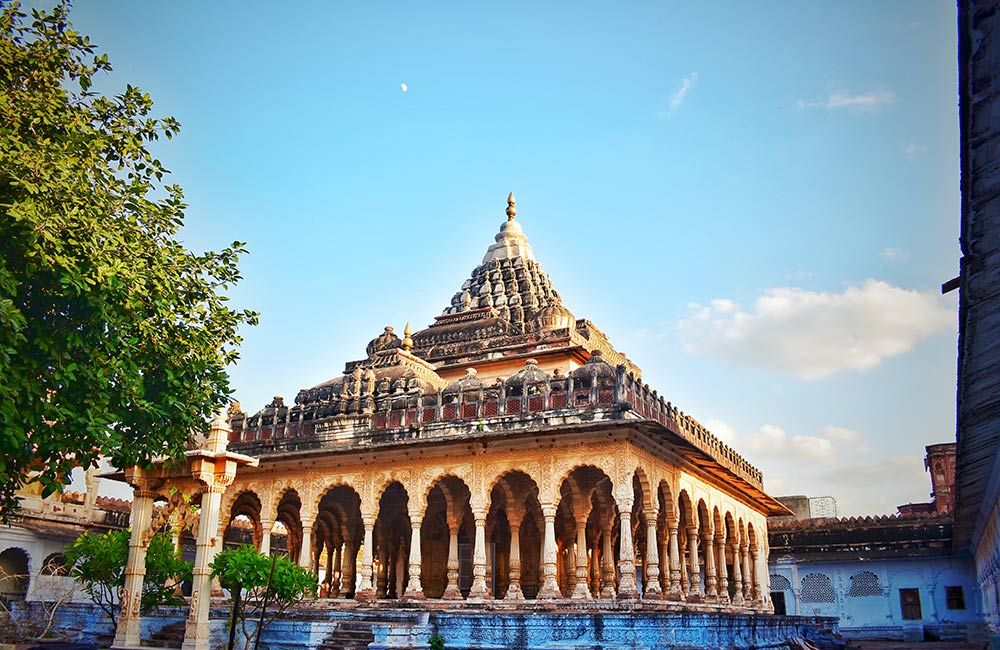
[65,1,959,516]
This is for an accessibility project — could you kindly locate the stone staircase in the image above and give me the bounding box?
[318,620,376,650]
[142,620,186,648]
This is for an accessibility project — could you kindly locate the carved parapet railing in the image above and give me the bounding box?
[617,369,762,490]
[230,365,763,490]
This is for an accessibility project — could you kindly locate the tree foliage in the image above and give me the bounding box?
[0,2,257,517]
[63,528,193,631]
[211,545,316,650]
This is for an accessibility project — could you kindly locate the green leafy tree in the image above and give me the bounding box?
[211,545,317,650]
[63,529,193,631]
[0,3,257,517]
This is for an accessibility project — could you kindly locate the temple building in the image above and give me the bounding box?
[218,194,788,610]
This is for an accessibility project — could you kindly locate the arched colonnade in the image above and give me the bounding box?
[220,461,772,609]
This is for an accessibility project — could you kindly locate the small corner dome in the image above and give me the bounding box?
[443,367,483,393]
[366,326,402,358]
[505,359,550,387]
[572,350,616,379]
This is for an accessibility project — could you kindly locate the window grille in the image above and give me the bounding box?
[847,571,882,597]
[800,573,836,603]
[770,574,791,591]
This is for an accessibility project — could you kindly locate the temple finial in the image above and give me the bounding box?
[402,322,413,350]
[506,192,517,220]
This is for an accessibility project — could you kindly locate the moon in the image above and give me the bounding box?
[400,83,408,93]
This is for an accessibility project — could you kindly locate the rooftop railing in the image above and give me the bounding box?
[231,365,763,489]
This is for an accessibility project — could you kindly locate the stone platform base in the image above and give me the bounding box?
[23,600,841,650]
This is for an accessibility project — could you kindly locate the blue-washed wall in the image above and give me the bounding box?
[769,555,979,639]
[25,602,840,650]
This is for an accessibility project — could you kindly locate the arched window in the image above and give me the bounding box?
[40,553,69,577]
[847,570,882,597]
[800,573,836,603]
[770,574,791,591]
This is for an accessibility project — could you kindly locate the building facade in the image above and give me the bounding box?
[211,195,788,610]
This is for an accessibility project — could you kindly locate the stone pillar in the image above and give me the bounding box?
[571,521,591,598]
[730,540,744,606]
[741,543,753,603]
[402,515,425,599]
[537,505,562,599]
[667,523,682,601]
[298,524,313,569]
[616,509,639,598]
[468,512,490,599]
[703,531,718,602]
[600,527,616,598]
[259,518,273,557]
[112,487,154,649]
[589,541,601,595]
[443,523,462,600]
[657,527,668,594]
[341,541,356,597]
[355,518,376,600]
[716,536,729,604]
[752,546,765,607]
[644,514,662,599]
[330,544,342,598]
[687,527,702,602]
[505,519,524,600]
[181,484,225,650]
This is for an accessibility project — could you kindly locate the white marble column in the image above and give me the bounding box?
[644,514,662,599]
[298,524,314,570]
[741,543,753,603]
[730,540,744,606]
[505,518,524,600]
[259,518,273,557]
[703,531,718,602]
[113,487,154,648]
[616,509,639,598]
[538,506,562,599]
[181,484,225,650]
[443,522,462,600]
[341,541,356,597]
[571,521,591,599]
[752,546,765,607]
[468,513,490,599]
[687,527,702,602]
[402,515,425,599]
[667,523,682,600]
[600,527,616,599]
[716,536,729,604]
[330,543,342,598]
[355,518,376,600]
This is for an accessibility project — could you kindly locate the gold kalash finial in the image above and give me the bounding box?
[506,192,517,220]
[402,322,414,350]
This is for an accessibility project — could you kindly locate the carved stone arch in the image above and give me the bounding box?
[657,480,676,527]
[422,473,473,519]
[696,499,712,539]
[677,489,696,530]
[725,511,737,545]
[631,467,654,513]
[712,506,725,542]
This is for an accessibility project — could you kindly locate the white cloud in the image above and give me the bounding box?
[797,88,896,112]
[903,142,926,155]
[705,418,737,444]
[744,424,839,463]
[400,83,408,93]
[664,72,698,116]
[678,280,953,379]
[881,246,910,261]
